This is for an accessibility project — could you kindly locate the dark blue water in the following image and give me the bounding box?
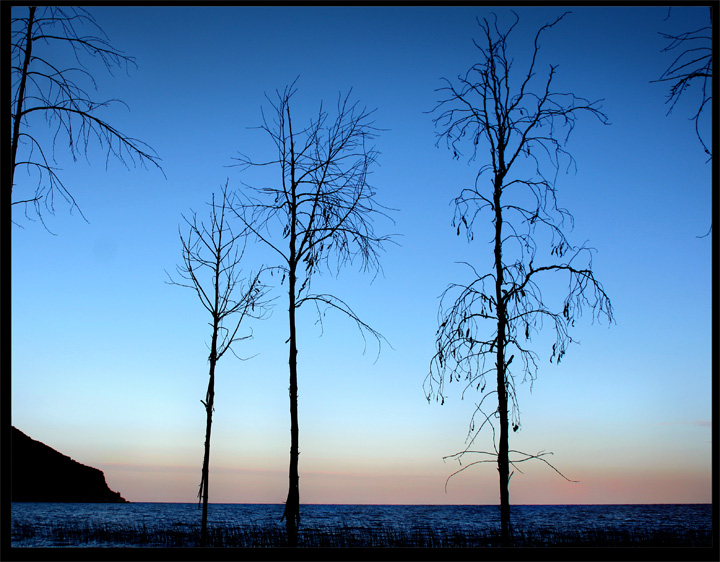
[10,502,713,547]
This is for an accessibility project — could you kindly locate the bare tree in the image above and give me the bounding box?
[230,81,393,546]
[10,6,162,227]
[166,182,270,547]
[652,7,712,161]
[424,13,614,543]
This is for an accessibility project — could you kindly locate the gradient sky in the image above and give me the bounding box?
[10,5,713,506]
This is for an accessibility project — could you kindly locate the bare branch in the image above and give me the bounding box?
[11,6,164,226]
[441,448,578,493]
[166,181,274,361]
[651,8,712,160]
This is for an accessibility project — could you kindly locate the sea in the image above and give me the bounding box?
[9,502,714,548]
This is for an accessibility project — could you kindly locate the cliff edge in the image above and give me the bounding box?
[11,426,128,503]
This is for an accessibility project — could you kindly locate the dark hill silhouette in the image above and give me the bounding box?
[11,426,127,503]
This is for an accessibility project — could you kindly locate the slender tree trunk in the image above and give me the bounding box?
[283,162,300,545]
[199,347,217,547]
[199,230,224,547]
[199,369,216,545]
[493,173,510,544]
[11,6,35,193]
[284,263,300,546]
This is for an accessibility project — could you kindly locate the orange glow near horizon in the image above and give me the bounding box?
[100,462,712,505]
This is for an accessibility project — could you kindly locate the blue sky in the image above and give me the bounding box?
[10,5,713,505]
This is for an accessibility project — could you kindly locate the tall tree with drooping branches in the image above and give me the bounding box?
[425,12,614,543]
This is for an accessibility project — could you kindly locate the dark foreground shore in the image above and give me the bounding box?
[11,521,713,548]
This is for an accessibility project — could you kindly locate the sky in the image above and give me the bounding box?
[9,5,714,506]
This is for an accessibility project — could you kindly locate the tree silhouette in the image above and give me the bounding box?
[652,7,712,161]
[652,7,712,237]
[10,6,162,228]
[166,182,270,547]
[230,81,393,546]
[425,12,614,543]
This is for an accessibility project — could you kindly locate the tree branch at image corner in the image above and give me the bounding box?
[10,5,163,228]
[652,6,712,161]
[651,7,712,237]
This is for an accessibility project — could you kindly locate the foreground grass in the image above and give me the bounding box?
[11,521,713,548]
